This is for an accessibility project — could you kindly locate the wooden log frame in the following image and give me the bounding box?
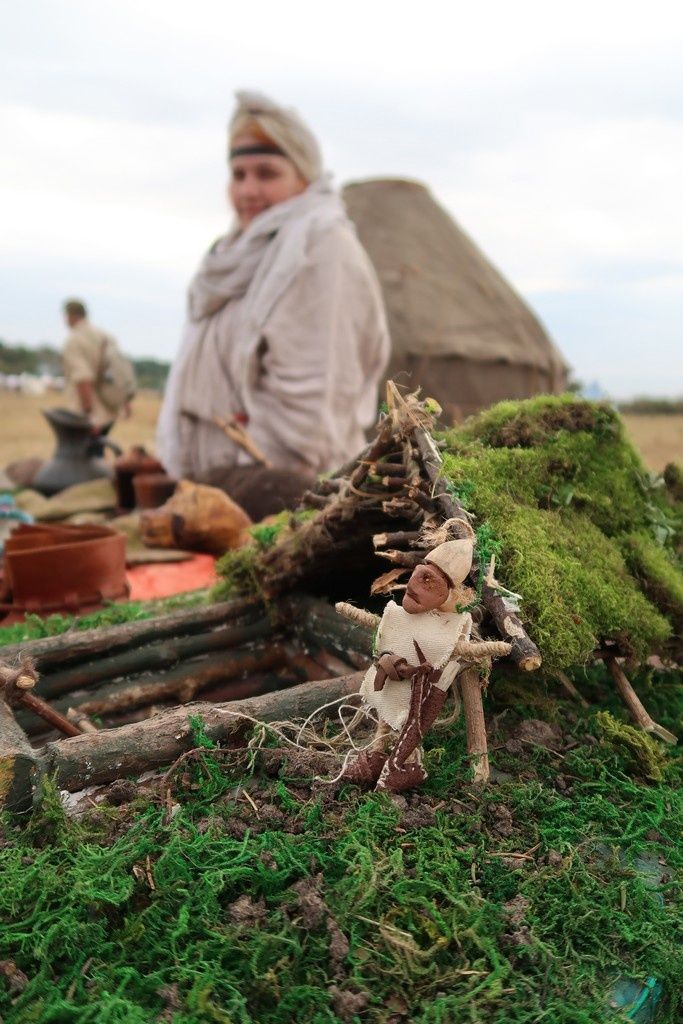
[34,617,276,700]
[42,671,366,792]
[3,594,365,742]
[16,645,292,735]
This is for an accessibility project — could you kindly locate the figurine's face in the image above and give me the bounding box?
[402,563,450,614]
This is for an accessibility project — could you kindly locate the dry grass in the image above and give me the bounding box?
[0,390,162,465]
[621,413,683,472]
[0,393,680,474]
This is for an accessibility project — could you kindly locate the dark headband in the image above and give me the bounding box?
[230,143,286,159]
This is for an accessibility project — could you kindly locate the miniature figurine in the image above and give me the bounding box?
[340,535,510,792]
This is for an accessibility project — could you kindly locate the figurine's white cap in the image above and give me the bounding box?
[424,538,474,587]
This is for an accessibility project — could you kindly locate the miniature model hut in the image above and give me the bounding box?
[215,384,680,779]
[1,385,680,807]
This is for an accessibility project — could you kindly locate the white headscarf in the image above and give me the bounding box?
[229,90,322,183]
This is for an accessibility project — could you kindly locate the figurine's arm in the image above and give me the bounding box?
[451,639,512,662]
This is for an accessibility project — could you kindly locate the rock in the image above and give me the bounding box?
[228,895,267,927]
[328,985,369,1022]
[511,719,564,752]
[291,875,326,930]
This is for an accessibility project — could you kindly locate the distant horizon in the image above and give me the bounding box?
[1,334,681,405]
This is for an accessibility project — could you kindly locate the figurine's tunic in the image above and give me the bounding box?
[360,601,473,731]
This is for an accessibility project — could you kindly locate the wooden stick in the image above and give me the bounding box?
[35,618,276,699]
[555,670,589,708]
[42,671,366,792]
[213,416,272,467]
[480,584,542,672]
[308,647,357,678]
[373,530,422,549]
[606,658,677,744]
[451,640,511,661]
[381,497,424,521]
[349,420,397,488]
[300,491,331,509]
[0,597,263,674]
[375,550,425,569]
[378,476,410,490]
[334,602,381,631]
[281,643,334,683]
[315,478,343,495]
[458,667,490,783]
[413,428,470,524]
[284,596,374,667]
[14,691,82,738]
[0,699,42,811]
[67,708,99,733]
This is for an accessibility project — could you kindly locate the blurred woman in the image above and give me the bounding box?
[158,91,389,518]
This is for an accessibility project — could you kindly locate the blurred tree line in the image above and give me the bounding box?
[0,340,170,391]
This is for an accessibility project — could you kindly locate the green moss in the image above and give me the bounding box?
[440,396,682,670]
[214,509,317,599]
[595,711,668,781]
[0,589,210,649]
[212,545,262,602]
[621,532,683,627]
[452,393,621,449]
[1,667,681,1023]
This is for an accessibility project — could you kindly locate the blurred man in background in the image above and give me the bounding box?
[62,299,136,424]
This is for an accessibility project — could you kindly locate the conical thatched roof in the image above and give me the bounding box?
[343,179,569,417]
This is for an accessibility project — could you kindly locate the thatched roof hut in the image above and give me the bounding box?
[343,178,569,421]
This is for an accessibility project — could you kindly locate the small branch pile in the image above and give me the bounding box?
[256,384,541,672]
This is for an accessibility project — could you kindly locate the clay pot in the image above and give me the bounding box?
[0,523,128,623]
[133,473,178,510]
[33,408,121,496]
[114,447,164,511]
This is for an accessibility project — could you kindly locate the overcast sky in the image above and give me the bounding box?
[2,0,682,398]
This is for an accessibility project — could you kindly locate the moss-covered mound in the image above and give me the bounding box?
[441,396,682,671]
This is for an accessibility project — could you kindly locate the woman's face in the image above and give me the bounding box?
[229,133,307,228]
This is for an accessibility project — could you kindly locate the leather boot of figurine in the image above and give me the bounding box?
[341,749,388,785]
[376,676,448,792]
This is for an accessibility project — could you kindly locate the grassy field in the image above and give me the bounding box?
[0,390,162,465]
[0,391,681,473]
